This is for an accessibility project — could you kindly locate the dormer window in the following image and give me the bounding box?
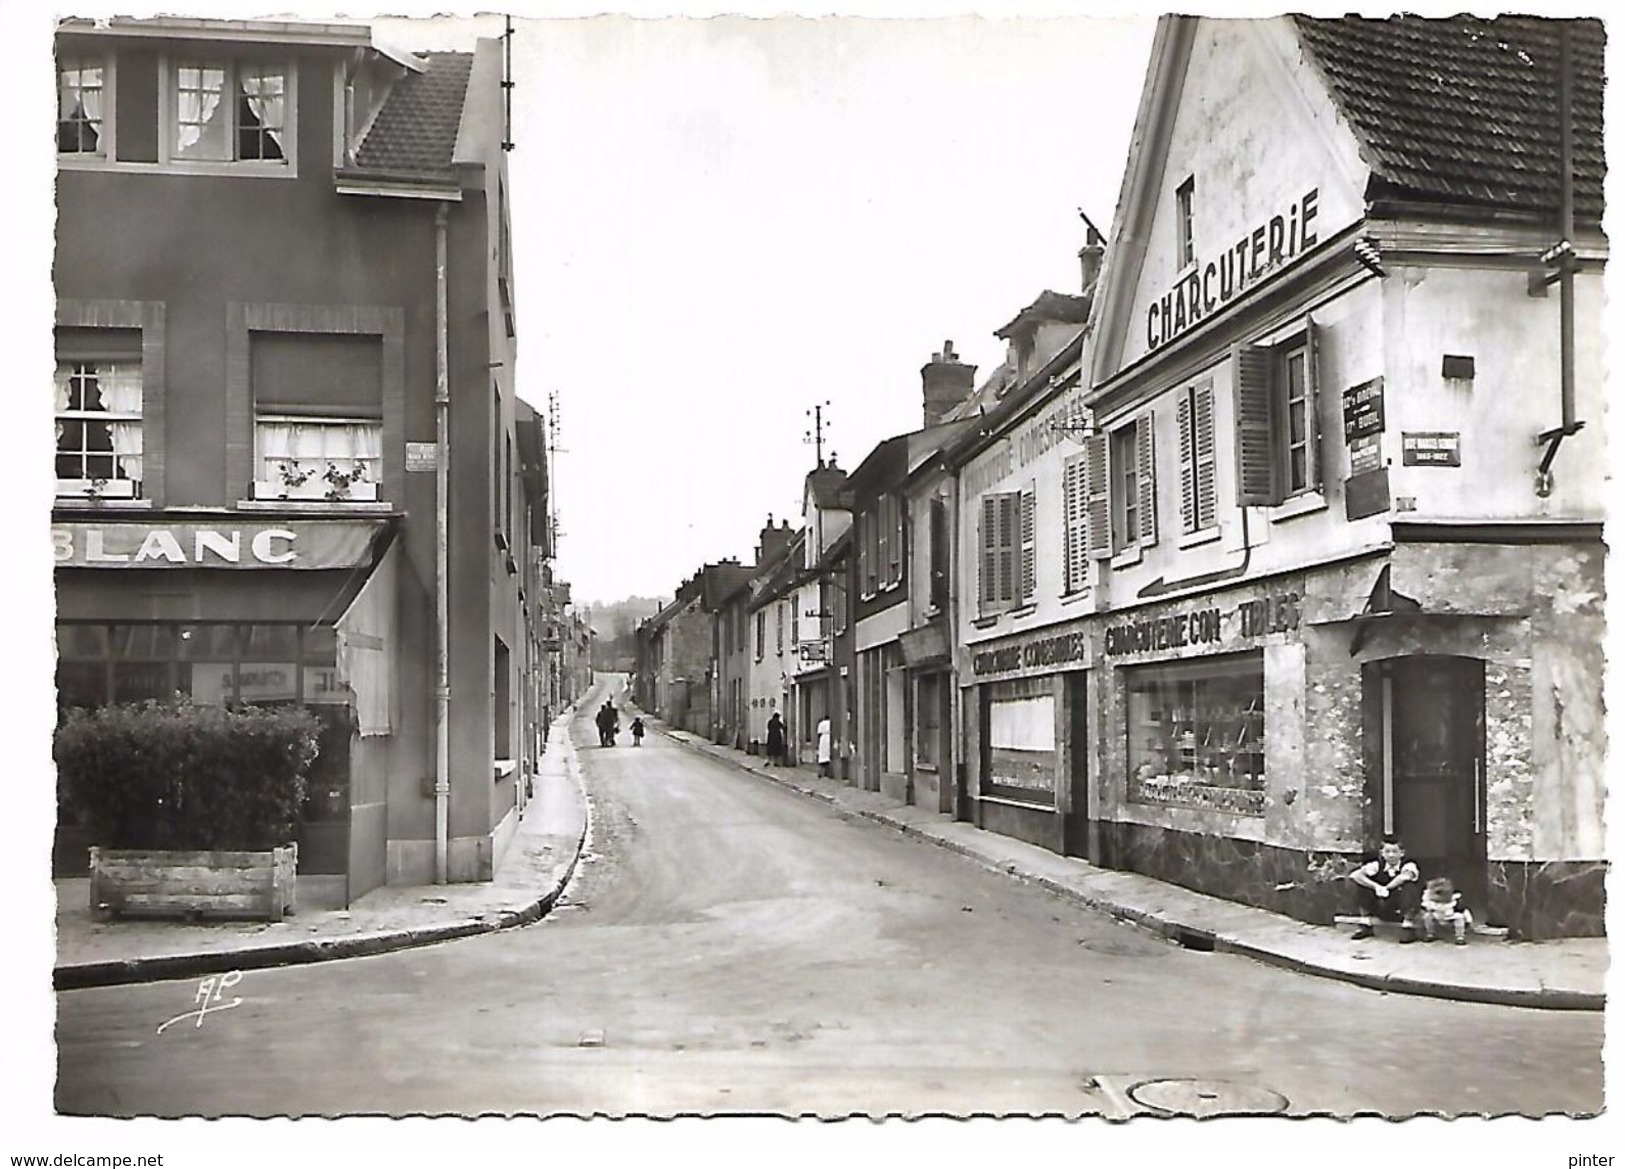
[1176,176,1196,269]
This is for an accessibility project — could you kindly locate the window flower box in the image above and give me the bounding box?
[57,477,138,500]
[254,477,378,502]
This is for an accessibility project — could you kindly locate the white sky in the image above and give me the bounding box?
[378,10,1158,607]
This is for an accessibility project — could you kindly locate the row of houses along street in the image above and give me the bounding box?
[633,13,1607,942]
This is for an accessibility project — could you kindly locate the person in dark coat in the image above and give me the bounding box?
[631,717,646,747]
[596,701,619,747]
[765,712,786,766]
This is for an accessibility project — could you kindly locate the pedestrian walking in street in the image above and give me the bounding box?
[596,700,619,747]
[765,712,786,767]
[1349,837,1421,941]
[816,715,832,777]
[631,717,645,747]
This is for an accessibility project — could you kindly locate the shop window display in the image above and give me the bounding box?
[1127,652,1265,816]
[982,677,1056,805]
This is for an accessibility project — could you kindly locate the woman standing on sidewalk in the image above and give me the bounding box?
[765,712,786,767]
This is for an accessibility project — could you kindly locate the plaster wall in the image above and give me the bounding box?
[1379,265,1606,520]
[1117,18,1366,372]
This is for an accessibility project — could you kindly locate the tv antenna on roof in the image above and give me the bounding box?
[804,401,832,466]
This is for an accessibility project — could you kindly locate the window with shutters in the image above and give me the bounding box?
[928,496,949,612]
[755,610,765,662]
[1109,414,1158,555]
[1062,453,1091,594]
[859,493,905,598]
[1177,380,1218,534]
[978,487,1035,615]
[885,493,903,588]
[1233,321,1321,506]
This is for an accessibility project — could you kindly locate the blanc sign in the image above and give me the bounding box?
[53,522,381,569]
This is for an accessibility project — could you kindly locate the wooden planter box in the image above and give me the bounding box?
[89,844,298,922]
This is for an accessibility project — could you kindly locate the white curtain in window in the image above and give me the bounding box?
[60,66,102,126]
[176,67,227,158]
[258,420,381,478]
[99,367,143,481]
[238,70,286,155]
[53,367,69,444]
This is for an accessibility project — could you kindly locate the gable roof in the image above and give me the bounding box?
[352,52,474,182]
[1292,15,1605,224]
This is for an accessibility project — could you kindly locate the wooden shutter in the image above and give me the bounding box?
[1063,455,1088,591]
[996,493,1017,606]
[1303,318,1322,490]
[1136,412,1158,546]
[1085,433,1111,558]
[1019,483,1036,602]
[1233,342,1280,505]
[875,498,890,588]
[979,495,997,611]
[1178,393,1196,533]
[1194,381,1217,529]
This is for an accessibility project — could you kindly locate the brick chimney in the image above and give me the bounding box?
[756,514,792,565]
[1079,222,1105,293]
[921,340,977,426]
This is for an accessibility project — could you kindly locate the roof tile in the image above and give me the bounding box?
[353,52,474,180]
[1293,16,1605,223]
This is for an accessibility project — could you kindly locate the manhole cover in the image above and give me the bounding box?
[1127,1078,1289,1117]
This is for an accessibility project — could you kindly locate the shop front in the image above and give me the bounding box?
[52,517,398,897]
[1094,540,1605,939]
[959,621,1092,857]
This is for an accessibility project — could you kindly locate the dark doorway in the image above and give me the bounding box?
[1370,656,1487,911]
[1062,671,1094,862]
[297,705,353,877]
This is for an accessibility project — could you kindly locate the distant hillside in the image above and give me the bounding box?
[585,595,666,671]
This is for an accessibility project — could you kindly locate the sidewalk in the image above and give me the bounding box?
[655,719,1607,1012]
[53,710,590,992]
[53,701,1608,1011]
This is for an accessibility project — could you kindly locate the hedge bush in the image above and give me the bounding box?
[55,699,321,851]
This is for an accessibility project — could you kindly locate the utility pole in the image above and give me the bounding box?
[501,14,515,153]
[547,390,565,552]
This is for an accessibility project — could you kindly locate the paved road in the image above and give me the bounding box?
[55,687,1603,1118]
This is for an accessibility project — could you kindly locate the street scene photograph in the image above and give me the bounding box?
[5,0,1618,1164]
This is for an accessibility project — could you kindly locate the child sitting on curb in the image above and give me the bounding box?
[1418,876,1473,945]
[1349,838,1421,941]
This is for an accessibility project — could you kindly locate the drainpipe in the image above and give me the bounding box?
[434,202,451,884]
[1535,23,1582,492]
